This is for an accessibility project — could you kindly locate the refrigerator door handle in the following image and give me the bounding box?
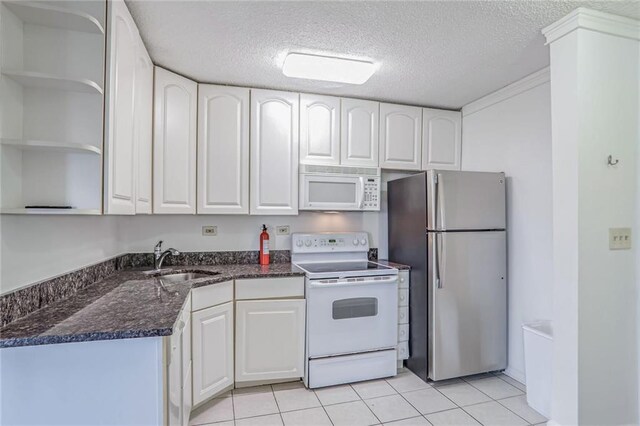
[431,173,439,230]
[437,173,445,230]
[434,233,443,289]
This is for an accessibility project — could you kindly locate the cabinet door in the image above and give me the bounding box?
[192,302,234,405]
[197,85,249,214]
[167,330,182,426]
[235,299,305,382]
[103,0,137,215]
[379,103,422,170]
[134,32,153,214]
[300,94,340,165]
[181,307,192,426]
[250,89,299,215]
[340,98,379,167]
[422,108,462,171]
[153,67,197,214]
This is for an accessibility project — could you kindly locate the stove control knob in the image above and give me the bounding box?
[296,240,303,247]
[353,239,359,246]
[304,240,312,247]
[360,238,367,245]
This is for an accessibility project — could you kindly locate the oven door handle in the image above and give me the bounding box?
[308,276,398,288]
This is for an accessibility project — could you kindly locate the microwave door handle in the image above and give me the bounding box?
[358,177,365,209]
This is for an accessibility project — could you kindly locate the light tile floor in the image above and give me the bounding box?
[189,369,547,426]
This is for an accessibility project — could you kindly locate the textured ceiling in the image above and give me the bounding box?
[126,1,640,109]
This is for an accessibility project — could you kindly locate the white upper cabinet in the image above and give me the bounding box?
[379,103,422,170]
[422,108,462,171]
[340,98,379,167]
[250,89,299,215]
[299,94,340,165]
[197,85,249,214]
[103,0,137,215]
[153,67,197,214]
[133,32,153,214]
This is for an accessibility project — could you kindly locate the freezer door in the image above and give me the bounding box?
[427,170,506,230]
[428,231,507,381]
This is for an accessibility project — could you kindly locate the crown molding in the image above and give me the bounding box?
[462,67,550,117]
[543,7,640,44]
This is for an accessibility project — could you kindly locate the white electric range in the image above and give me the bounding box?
[292,232,399,388]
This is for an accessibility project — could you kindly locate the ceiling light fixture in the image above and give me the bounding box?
[282,53,376,85]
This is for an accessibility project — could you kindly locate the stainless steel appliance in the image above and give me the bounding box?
[299,165,380,211]
[388,170,507,381]
[292,232,398,388]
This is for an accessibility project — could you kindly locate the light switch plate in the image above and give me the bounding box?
[609,227,632,250]
[276,225,290,236]
[202,226,217,236]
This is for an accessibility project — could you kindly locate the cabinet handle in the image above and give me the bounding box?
[400,277,405,283]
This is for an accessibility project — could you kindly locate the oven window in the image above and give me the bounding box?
[309,181,356,203]
[332,297,378,320]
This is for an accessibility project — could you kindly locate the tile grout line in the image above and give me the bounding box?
[268,384,286,426]
[457,396,532,426]
[460,376,533,425]
[494,373,527,392]
[230,389,236,424]
[495,397,544,425]
[312,386,336,426]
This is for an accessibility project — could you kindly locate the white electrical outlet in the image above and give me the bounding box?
[202,226,217,236]
[276,225,290,236]
[609,227,632,250]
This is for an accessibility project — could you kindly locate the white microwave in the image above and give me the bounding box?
[299,165,381,211]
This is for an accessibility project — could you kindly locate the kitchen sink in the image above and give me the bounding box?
[146,269,220,284]
[157,272,216,283]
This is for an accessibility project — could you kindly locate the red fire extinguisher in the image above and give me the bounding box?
[259,224,270,265]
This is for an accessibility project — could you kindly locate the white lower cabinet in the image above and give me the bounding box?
[166,294,191,426]
[192,301,234,406]
[167,330,182,426]
[397,270,410,361]
[181,303,192,426]
[235,299,306,382]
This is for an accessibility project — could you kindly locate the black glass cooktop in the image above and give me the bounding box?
[296,261,393,274]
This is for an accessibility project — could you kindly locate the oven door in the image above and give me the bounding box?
[300,174,364,211]
[306,275,398,358]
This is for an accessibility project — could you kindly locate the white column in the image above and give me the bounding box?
[543,8,639,426]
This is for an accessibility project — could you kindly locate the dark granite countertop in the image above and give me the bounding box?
[0,264,304,349]
[376,260,411,270]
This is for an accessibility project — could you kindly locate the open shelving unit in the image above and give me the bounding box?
[0,0,106,215]
[1,70,103,94]
[3,1,104,34]
[0,138,102,155]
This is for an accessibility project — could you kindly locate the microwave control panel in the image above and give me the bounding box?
[363,177,380,210]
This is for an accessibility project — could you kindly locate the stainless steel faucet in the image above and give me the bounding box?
[154,240,180,270]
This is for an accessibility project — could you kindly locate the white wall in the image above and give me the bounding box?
[118,212,373,253]
[0,215,121,294]
[545,10,639,425]
[0,211,384,295]
[460,70,553,383]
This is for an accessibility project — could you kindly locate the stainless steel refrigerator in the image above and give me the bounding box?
[388,170,507,381]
